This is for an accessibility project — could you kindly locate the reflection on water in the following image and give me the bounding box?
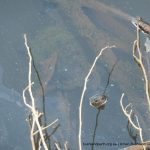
[0,0,150,149]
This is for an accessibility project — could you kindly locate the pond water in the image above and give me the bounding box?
[0,0,150,150]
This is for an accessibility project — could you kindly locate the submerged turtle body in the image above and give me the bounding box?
[31,26,101,91]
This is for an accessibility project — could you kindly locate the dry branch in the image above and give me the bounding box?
[78,45,116,150]
[23,33,59,150]
[132,22,150,112]
[120,93,145,150]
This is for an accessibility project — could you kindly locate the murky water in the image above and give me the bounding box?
[0,0,150,150]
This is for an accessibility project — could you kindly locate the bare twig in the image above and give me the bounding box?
[24,33,48,150]
[23,83,34,110]
[23,33,59,150]
[38,139,42,150]
[132,22,150,112]
[78,45,116,150]
[33,119,59,135]
[120,93,145,150]
[54,143,61,150]
[64,141,69,150]
[127,117,138,144]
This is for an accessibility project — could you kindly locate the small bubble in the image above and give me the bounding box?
[110,84,114,87]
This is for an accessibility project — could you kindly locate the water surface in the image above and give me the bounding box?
[0,0,150,150]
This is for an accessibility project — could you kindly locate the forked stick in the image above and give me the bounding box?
[120,93,145,150]
[23,34,58,150]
